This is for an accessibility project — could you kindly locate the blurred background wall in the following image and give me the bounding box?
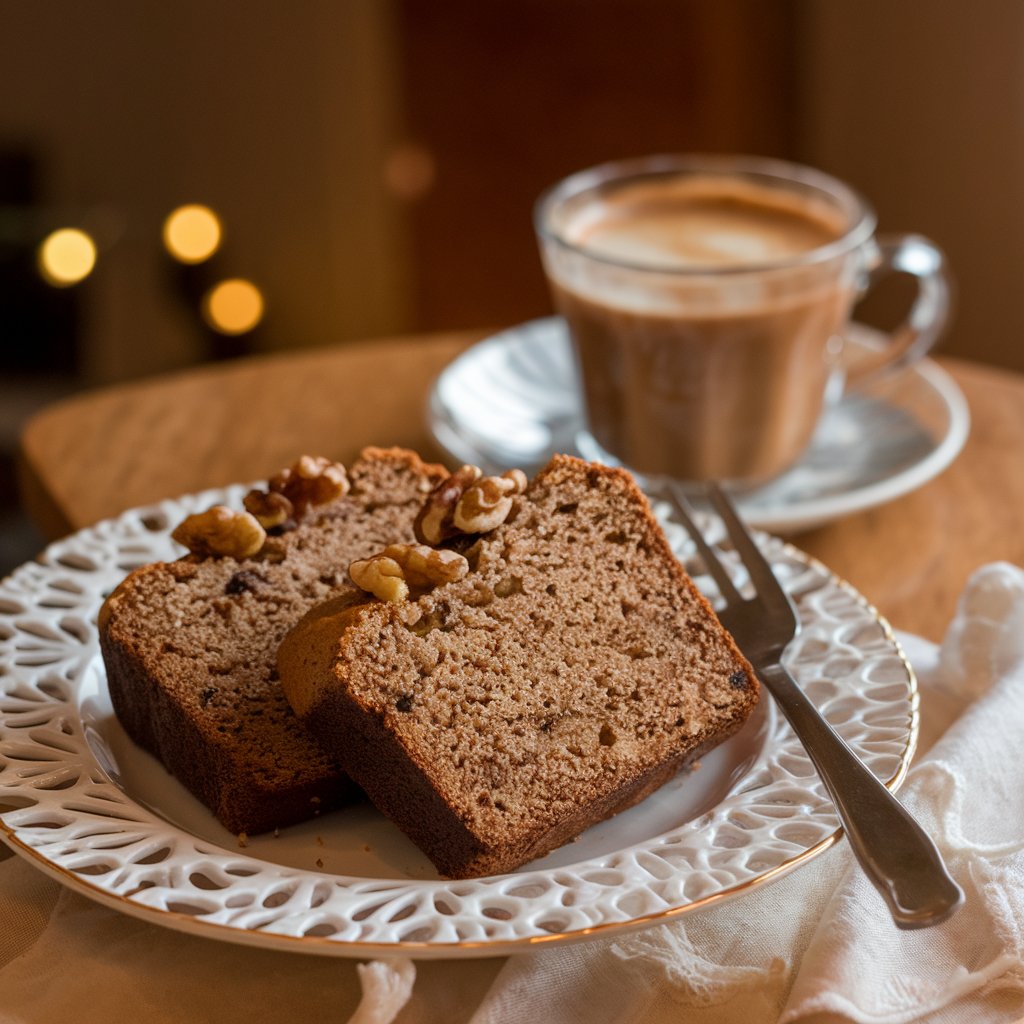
[1,0,1021,566]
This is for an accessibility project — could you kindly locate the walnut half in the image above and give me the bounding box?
[413,465,481,545]
[171,506,266,559]
[454,468,527,535]
[243,488,293,529]
[242,455,350,529]
[269,455,350,518]
[349,543,469,603]
[414,465,527,544]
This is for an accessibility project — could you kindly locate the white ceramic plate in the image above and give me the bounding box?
[0,487,918,958]
[428,317,970,534]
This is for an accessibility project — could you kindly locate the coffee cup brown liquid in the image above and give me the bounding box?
[536,157,950,485]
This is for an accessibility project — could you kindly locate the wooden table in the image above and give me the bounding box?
[17,329,1024,642]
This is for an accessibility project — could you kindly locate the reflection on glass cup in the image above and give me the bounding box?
[534,155,951,485]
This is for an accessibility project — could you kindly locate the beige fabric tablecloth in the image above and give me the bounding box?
[3,563,1024,1024]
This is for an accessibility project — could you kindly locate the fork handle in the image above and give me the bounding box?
[759,662,963,929]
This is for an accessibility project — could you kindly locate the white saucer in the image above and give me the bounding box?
[428,317,970,533]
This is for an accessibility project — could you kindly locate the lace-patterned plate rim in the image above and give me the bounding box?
[0,485,919,959]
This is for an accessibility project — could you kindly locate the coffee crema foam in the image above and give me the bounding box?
[562,175,848,271]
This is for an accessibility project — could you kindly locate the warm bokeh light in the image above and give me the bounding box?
[163,204,222,264]
[383,142,437,201]
[202,278,264,335]
[37,228,97,286]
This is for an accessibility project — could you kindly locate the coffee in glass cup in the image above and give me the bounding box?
[534,155,950,484]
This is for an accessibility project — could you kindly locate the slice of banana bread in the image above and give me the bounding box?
[278,455,758,877]
[99,447,447,835]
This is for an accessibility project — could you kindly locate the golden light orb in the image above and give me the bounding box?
[383,143,437,201]
[38,228,97,286]
[163,204,223,264]
[202,278,264,335]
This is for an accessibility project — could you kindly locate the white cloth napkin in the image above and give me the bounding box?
[3,563,1024,1024]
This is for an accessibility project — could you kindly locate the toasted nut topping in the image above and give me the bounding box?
[453,468,528,535]
[269,455,349,516]
[243,488,294,529]
[349,543,469,603]
[349,554,409,604]
[501,468,529,493]
[172,506,266,559]
[415,466,527,543]
[388,543,469,587]
[414,465,482,545]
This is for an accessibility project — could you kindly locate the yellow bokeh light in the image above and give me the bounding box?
[163,204,222,264]
[202,278,264,335]
[38,228,97,286]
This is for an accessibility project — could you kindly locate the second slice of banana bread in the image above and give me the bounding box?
[99,447,447,835]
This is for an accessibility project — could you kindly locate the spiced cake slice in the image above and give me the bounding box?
[278,455,758,877]
[98,447,447,835]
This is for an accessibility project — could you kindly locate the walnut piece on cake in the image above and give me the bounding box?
[171,506,266,559]
[349,543,469,603]
[413,464,482,545]
[269,455,349,516]
[414,465,527,544]
[243,489,293,529]
[171,455,353,559]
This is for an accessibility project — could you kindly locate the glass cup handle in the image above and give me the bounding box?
[846,233,952,388]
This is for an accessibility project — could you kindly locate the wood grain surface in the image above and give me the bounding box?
[17,331,1024,642]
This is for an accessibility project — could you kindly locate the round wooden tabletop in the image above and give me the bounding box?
[17,329,1024,641]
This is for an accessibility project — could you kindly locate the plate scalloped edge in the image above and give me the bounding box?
[0,486,918,959]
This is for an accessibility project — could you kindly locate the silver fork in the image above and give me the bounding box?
[665,481,963,930]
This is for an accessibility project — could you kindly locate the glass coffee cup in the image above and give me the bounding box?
[534,154,950,485]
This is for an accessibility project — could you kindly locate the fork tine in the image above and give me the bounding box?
[664,482,744,607]
[706,484,797,623]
